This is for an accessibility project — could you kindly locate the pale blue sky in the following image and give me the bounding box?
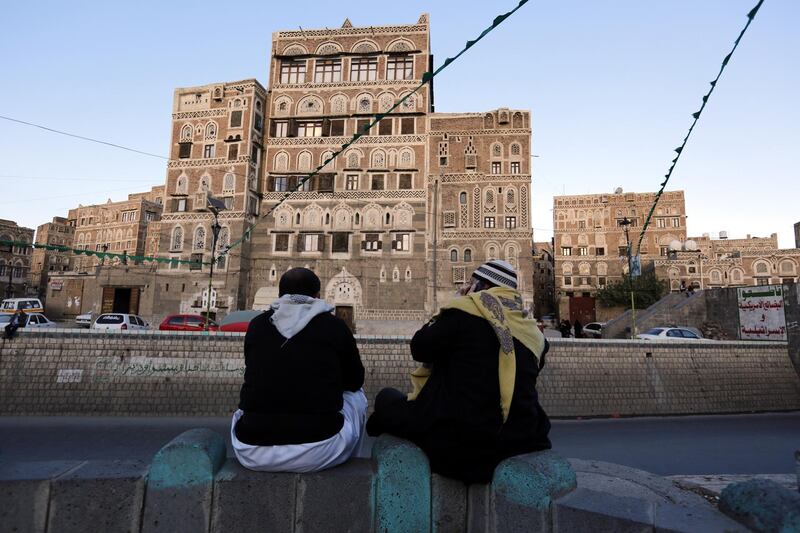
[1,1,797,246]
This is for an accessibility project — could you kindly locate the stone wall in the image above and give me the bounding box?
[2,330,799,417]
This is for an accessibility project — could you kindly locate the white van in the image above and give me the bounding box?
[1,298,44,314]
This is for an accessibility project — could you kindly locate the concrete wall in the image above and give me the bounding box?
[2,330,799,417]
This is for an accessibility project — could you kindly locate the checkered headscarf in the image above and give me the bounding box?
[472,259,518,289]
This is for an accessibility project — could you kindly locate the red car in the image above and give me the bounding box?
[219,310,262,332]
[159,314,219,332]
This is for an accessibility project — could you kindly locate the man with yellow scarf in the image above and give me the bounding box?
[366,260,551,483]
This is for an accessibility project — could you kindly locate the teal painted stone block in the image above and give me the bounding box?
[372,435,431,533]
[143,428,227,533]
[719,479,800,533]
[491,450,577,533]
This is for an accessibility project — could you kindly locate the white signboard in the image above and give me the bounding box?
[737,285,787,341]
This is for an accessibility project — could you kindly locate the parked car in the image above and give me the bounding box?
[636,327,707,341]
[539,314,557,329]
[0,312,57,329]
[159,314,219,332]
[75,312,93,328]
[219,310,262,332]
[91,313,149,331]
[582,322,605,339]
[1,298,44,314]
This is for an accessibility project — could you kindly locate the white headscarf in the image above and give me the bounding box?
[269,294,334,340]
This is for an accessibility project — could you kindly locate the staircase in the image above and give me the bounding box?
[602,290,706,338]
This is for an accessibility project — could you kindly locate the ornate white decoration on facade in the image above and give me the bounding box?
[330,94,348,115]
[193,227,206,251]
[180,124,193,142]
[274,151,289,171]
[392,266,400,282]
[297,151,312,171]
[378,92,395,112]
[316,42,343,55]
[352,40,378,53]
[176,175,188,194]
[332,204,353,229]
[392,202,414,229]
[282,43,307,56]
[364,204,382,229]
[223,172,235,193]
[472,187,481,227]
[520,185,529,226]
[204,122,218,141]
[303,204,324,228]
[370,149,386,168]
[199,176,210,192]
[398,148,414,167]
[387,38,414,52]
[492,143,502,157]
[400,93,416,111]
[297,95,323,115]
[274,96,292,116]
[510,143,521,156]
[356,93,373,113]
[320,150,335,169]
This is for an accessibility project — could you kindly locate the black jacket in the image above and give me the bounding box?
[235,309,365,446]
[407,308,551,482]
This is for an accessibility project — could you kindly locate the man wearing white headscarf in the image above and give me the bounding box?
[231,267,366,472]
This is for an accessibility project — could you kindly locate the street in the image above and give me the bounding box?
[0,412,797,476]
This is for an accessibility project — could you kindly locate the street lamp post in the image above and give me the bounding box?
[619,217,637,338]
[205,195,226,331]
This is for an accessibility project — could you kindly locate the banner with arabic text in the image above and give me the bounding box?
[737,285,786,341]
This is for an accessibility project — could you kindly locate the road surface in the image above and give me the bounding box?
[1,412,797,475]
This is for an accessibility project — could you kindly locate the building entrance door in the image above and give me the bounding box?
[569,296,596,325]
[335,305,355,333]
[112,288,131,314]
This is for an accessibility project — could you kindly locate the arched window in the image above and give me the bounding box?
[204,122,217,141]
[295,212,301,225]
[199,175,210,192]
[510,143,521,156]
[176,175,188,194]
[172,227,184,250]
[180,124,193,142]
[223,172,235,192]
[385,213,391,225]
[506,188,515,205]
[450,249,458,262]
[464,249,472,262]
[459,191,467,205]
[488,246,497,260]
[194,227,206,250]
[755,262,769,274]
[492,143,502,158]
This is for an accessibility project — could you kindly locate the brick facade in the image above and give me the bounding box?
[0,219,35,299]
[29,217,75,299]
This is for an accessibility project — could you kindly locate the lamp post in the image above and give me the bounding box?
[619,217,637,338]
[205,195,226,331]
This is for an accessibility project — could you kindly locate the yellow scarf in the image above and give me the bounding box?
[408,287,545,422]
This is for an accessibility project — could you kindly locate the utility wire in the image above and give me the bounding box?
[635,0,765,252]
[0,115,168,160]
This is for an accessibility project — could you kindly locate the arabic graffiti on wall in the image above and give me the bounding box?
[737,285,787,341]
[93,356,244,383]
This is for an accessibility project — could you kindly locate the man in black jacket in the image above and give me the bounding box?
[367,260,551,483]
[231,267,366,472]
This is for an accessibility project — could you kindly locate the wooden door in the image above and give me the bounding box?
[129,288,140,314]
[101,287,115,313]
[569,296,596,325]
[335,305,355,333]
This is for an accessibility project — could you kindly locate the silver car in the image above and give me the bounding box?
[0,312,57,329]
[636,327,708,341]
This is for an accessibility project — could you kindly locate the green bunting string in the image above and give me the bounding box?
[221,0,530,258]
[0,239,207,267]
[635,0,764,253]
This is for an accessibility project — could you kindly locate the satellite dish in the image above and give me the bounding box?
[614,187,623,194]
[684,240,698,251]
[669,240,683,251]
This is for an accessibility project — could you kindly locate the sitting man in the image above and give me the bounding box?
[231,267,366,472]
[367,259,551,483]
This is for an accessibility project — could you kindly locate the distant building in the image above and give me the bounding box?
[552,189,687,323]
[68,186,164,274]
[654,232,799,289]
[0,219,35,299]
[29,217,75,299]
[532,241,555,318]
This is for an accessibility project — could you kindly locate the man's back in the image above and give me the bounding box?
[236,310,364,446]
